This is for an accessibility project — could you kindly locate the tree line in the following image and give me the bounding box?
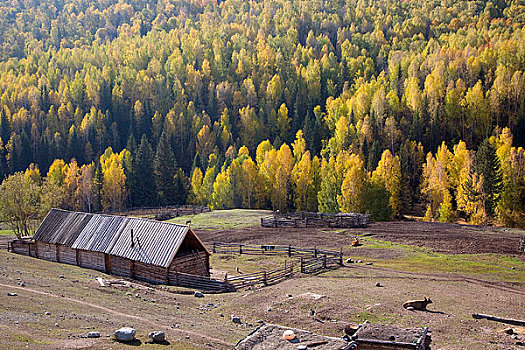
[1,126,523,237]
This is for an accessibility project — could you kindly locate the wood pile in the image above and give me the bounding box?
[261,211,370,228]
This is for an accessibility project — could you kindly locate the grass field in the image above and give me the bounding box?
[168,209,271,230]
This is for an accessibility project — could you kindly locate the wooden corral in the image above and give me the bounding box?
[261,211,370,228]
[10,209,225,290]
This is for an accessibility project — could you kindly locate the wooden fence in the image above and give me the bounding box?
[171,271,234,292]
[0,241,9,251]
[261,211,370,228]
[225,262,294,289]
[207,241,344,278]
[208,242,343,261]
[299,254,343,274]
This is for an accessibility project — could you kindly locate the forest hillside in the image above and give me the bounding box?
[0,0,524,234]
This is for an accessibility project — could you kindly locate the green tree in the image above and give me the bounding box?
[132,135,156,207]
[154,131,178,206]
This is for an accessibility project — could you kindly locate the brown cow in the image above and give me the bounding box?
[403,297,432,310]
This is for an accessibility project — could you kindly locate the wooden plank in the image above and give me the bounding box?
[472,313,525,326]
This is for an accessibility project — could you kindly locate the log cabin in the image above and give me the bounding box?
[10,209,210,285]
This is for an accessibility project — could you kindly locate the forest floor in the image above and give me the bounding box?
[0,210,524,349]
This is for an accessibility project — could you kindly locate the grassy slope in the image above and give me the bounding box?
[167,209,271,230]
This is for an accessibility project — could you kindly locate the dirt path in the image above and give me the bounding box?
[0,282,234,348]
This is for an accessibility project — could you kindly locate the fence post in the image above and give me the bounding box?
[239,244,243,254]
[288,245,291,257]
[213,242,216,254]
[300,257,304,273]
[323,254,327,269]
[340,247,343,265]
[263,271,267,286]
[314,247,317,258]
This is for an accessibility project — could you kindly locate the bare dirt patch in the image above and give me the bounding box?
[197,221,524,255]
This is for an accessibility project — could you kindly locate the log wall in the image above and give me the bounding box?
[11,240,35,257]
[134,261,168,284]
[110,256,133,278]
[78,250,105,272]
[10,240,216,289]
[57,245,77,265]
[36,242,57,262]
[170,251,209,276]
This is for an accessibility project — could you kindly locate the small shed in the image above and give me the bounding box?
[11,209,210,285]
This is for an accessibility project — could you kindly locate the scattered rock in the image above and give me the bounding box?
[19,282,25,287]
[267,307,272,312]
[504,328,514,335]
[194,291,204,298]
[55,323,59,327]
[257,319,264,324]
[148,331,165,343]
[297,345,307,350]
[7,292,17,296]
[125,292,132,296]
[366,262,373,266]
[59,275,65,278]
[114,327,136,342]
[511,334,519,340]
[87,331,101,338]
[14,321,19,324]
[346,258,353,263]
[406,306,414,311]
[218,313,224,317]
[286,294,292,298]
[357,260,363,263]
[44,311,51,315]
[375,282,383,287]
[231,315,242,324]
[135,294,140,298]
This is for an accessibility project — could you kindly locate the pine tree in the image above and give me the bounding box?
[154,131,178,206]
[93,160,103,212]
[474,138,502,216]
[132,135,156,207]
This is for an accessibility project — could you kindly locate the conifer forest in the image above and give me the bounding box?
[0,0,524,233]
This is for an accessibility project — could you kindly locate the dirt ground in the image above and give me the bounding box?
[0,219,524,349]
[196,221,525,256]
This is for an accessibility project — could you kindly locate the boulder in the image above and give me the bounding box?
[114,327,136,342]
[231,315,242,324]
[148,331,165,343]
[7,292,17,296]
[87,331,100,338]
[194,291,204,298]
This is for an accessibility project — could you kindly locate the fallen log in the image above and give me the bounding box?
[472,313,525,326]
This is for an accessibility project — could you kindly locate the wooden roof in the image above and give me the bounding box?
[33,208,209,268]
